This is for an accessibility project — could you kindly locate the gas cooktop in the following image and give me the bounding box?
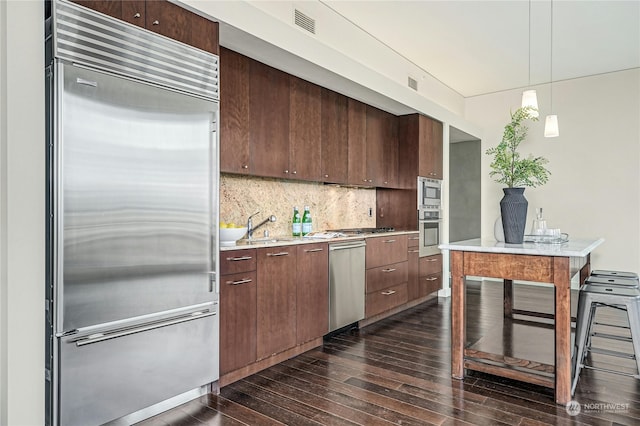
[327,227,395,235]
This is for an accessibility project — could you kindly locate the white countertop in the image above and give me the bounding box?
[439,237,605,257]
[220,230,418,251]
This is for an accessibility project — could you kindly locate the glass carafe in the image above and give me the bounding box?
[530,208,547,235]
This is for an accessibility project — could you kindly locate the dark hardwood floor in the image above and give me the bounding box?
[138,281,640,425]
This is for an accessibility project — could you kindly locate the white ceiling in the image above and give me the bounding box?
[322,0,640,98]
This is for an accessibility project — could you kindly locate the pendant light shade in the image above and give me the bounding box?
[521,90,539,117]
[544,114,559,137]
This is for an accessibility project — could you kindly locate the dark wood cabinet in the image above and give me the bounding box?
[256,247,297,360]
[399,114,444,185]
[321,89,348,184]
[71,0,219,54]
[121,1,146,27]
[365,234,408,269]
[296,243,328,344]
[220,48,250,174]
[290,76,322,181]
[407,235,421,300]
[365,106,385,187]
[347,98,368,186]
[417,254,442,298]
[365,235,409,318]
[219,249,257,375]
[366,106,398,188]
[418,115,444,179]
[71,0,122,19]
[249,60,290,179]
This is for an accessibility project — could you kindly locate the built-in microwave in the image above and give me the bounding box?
[418,177,442,210]
[419,208,441,257]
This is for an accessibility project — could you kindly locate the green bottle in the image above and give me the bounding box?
[302,206,312,236]
[292,207,301,237]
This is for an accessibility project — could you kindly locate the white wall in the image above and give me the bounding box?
[466,69,640,273]
[0,1,45,425]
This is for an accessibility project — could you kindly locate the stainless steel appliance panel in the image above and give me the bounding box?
[418,176,442,210]
[58,311,218,426]
[329,241,366,332]
[57,62,217,333]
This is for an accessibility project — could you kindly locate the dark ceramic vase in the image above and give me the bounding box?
[500,187,528,244]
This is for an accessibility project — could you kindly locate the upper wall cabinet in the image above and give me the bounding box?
[347,99,368,186]
[366,106,398,188]
[321,89,348,184]
[420,116,443,179]
[398,114,444,188]
[70,0,219,55]
[290,76,322,181]
[220,48,250,174]
[249,59,291,178]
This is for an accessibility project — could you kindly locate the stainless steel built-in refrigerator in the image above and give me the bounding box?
[45,2,219,425]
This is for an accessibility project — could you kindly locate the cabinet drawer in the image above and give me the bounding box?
[419,254,442,276]
[366,261,408,293]
[407,233,420,248]
[365,283,408,318]
[366,235,408,268]
[417,273,441,298]
[220,249,257,275]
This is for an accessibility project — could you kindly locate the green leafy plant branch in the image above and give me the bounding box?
[486,106,551,188]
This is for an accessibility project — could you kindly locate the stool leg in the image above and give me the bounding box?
[572,293,595,395]
[626,299,640,376]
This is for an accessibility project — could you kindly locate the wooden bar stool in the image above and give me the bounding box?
[571,284,640,395]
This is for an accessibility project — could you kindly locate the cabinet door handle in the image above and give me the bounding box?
[242,164,248,169]
[425,277,438,281]
[226,278,252,285]
[152,20,159,25]
[266,252,289,257]
[304,248,324,253]
[227,256,253,261]
[284,170,289,174]
[382,268,396,273]
[426,258,438,262]
[409,236,419,240]
[133,12,141,18]
[381,290,396,295]
[383,239,396,243]
[291,170,297,175]
[409,249,420,253]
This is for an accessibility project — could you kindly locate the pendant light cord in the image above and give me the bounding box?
[528,0,531,86]
[550,0,553,111]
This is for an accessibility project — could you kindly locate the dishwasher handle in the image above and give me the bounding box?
[329,241,366,251]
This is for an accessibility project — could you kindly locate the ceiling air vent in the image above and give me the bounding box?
[294,9,316,35]
[408,76,418,91]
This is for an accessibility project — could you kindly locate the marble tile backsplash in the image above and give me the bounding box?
[220,174,376,236]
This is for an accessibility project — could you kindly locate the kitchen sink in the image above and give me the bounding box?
[238,237,298,245]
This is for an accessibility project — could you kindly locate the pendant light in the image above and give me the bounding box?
[521,0,539,116]
[544,0,559,137]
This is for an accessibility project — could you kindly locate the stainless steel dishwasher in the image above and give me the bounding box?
[329,240,366,332]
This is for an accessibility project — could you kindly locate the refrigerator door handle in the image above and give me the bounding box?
[73,310,216,347]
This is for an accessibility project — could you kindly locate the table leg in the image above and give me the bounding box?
[579,253,591,286]
[504,279,513,318]
[451,250,465,379]
[554,257,571,404]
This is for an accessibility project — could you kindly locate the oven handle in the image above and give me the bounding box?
[419,219,443,224]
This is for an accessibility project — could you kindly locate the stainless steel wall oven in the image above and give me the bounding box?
[419,208,442,257]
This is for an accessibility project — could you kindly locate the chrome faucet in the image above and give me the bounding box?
[247,212,276,239]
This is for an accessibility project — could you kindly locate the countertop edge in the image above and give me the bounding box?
[438,237,605,257]
[220,230,418,251]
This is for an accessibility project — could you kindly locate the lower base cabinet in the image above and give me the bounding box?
[366,282,408,317]
[256,247,297,360]
[220,250,257,375]
[418,254,442,297]
[220,243,328,379]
